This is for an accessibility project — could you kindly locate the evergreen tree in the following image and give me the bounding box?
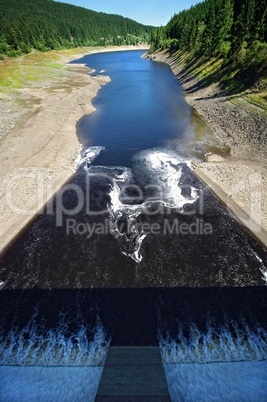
[151,0,266,75]
[0,0,152,56]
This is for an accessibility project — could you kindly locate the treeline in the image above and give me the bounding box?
[151,0,267,75]
[0,0,152,57]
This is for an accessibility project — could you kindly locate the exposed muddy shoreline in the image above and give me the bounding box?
[147,50,267,247]
[0,45,149,255]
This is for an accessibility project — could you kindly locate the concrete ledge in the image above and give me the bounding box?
[96,347,170,401]
[0,171,73,257]
[194,168,267,248]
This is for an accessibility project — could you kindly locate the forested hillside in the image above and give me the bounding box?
[150,0,267,87]
[0,0,152,57]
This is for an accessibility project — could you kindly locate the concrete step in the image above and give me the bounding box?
[96,346,170,401]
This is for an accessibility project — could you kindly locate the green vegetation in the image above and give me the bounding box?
[150,0,267,91]
[0,0,152,57]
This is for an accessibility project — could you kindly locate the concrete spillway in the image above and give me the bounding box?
[96,347,170,401]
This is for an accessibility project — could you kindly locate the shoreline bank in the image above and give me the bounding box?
[147,50,267,248]
[0,45,148,256]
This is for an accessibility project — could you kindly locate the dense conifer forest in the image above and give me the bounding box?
[150,0,267,84]
[0,0,152,57]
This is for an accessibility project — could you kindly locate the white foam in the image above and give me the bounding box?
[122,234,147,263]
[159,316,267,365]
[0,281,4,289]
[108,170,133,214]
[135,149,199,210]
[84,149,199,263]
[73,146,105,171]
[0,315,109,367]
[105,149,199,263]
[249,247,267,284]
[107,169,145,263]
[85,165,144,263]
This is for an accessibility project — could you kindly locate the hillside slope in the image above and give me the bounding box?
[148,0,267,158]
[148,0,267,246]
[0,0,152,56]
[150,0,267,91]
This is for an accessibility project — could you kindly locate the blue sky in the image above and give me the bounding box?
[57,0,200,26]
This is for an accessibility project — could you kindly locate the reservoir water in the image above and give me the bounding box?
[0,50,267,399]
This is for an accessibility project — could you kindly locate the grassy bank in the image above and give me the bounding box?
[0,45,149,255]
[0,47,97,144]
[149,48,267,115]
[0,47,101,89]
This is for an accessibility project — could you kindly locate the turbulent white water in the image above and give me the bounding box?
[136,149,198,209]
[159,316,267,365]
[73,146,106,171]
[107,167,146,263]
[0,312,109,367]
[249,247,267,284]
[84,149,200,263]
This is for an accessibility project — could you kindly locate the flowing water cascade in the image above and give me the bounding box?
[0,314,109,367]
[1,145,266,360]
[160,317,267,364]
[0,51,267,399]
[91,150,200,263]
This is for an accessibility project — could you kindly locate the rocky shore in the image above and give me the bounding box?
[0,46,148,255]
[148,50,267,247]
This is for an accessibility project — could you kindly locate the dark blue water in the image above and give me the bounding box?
[0,50,267,368]
[76,50,227,166]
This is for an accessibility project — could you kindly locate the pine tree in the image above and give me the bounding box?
[0,0,152,56]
